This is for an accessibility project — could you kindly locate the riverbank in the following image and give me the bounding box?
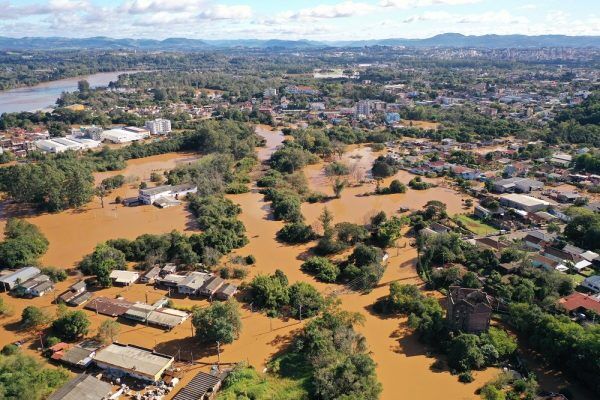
[0,70,141,114]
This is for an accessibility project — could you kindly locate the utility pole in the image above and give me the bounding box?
[216,341,221,370]
[299,304,303,321]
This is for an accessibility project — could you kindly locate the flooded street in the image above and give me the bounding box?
[0,125,591,400]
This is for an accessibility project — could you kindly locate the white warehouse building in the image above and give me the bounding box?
[101,128,149,144]
[144,119,172,135]
[35,136,100,153]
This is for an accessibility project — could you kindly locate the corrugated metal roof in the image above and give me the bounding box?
[172,371,223,400]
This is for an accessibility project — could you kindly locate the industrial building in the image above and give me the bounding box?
[93,343,174,382]
[101,128,148,143]
[499,193,551,213]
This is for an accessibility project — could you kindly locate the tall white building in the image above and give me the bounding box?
[355,100,371,117]
[144,118,172,135]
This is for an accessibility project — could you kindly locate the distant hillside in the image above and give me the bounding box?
[1,34,599,51]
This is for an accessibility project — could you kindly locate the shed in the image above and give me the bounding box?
[172,370,225,400]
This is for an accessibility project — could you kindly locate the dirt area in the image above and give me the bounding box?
[0,126,594,400]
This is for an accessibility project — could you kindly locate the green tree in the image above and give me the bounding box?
[288,282,324,319]
[192,299,242,344]
[301,257,340,283]
[78,243,126,287]
[20,306,51,330]
[249,272,290,310]
[447,334,485,372]
[52,310,90,341]
[0,219,49,269]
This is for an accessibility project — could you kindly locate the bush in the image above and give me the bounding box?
[306,192,327,203]
[409,176,434,190]
[232,267,248,279]
[245,255,256,265]
[1,344,18,356]
[276,222,317,244]
[301,257,340,283]
[458,371,474,383]
[41,267,67,283]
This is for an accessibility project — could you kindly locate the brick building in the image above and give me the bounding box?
[447,286,493,333]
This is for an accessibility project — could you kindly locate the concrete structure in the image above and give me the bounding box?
[109,270,140,286]
[447,286,493,333]
[76,125,103,141]
[355,100,370,117]
[263,88,277,98]
[101,128,148,143]
[215,283,238,300]
[145,118,172,135]
[93,343,174,382]
[48,374,112,400]
[35,136,100,153]
[85,297,134,317]
[499,193,550,212]
[138,184,198,206]
[0,267,41,291]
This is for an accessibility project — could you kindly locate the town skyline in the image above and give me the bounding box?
[1,0,599,40]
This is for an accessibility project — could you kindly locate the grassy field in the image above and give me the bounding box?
[217,364,308,400]
[454,214,499,236]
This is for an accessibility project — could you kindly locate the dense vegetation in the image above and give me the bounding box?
[248,270,325,319]
[192,299,242,345]
[270,305,382,400]
[0,348,70,400]
[0,219,49,269]
[507,302,600,395]
[375,283,517,376]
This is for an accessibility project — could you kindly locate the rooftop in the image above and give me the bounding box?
[94,343,174,379]
[48,374,112,400]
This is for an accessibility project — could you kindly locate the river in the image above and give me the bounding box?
[0,71,137,114]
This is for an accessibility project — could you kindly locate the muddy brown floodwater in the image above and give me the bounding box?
[0,126,593,400]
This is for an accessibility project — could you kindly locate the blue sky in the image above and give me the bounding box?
[1,0,599,40]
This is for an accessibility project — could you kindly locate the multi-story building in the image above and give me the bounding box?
[447,286,493,333]
[144,118,172,135]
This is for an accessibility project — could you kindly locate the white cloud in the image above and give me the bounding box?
[199,5,252,20]
[279,1,375,20]
[380,0,481,8]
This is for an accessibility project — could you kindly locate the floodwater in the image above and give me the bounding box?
[0,126,593,400]
[0,152,201,268]
[0,71,138,114]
